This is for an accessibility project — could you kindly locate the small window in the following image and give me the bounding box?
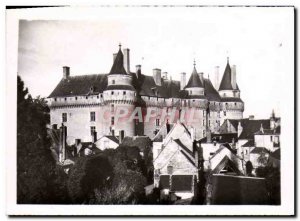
[189,90,192,95]
[167,165,173,175]
[111,104,114,112]
[209,120,210,126]
[111,91,114,95]
[75,96,78,100]
[203,120,205,126]
[123,91,126,95]
[86,96,88,99]
[235,102,237,106]
[97,95,99,99]
[224,111,227,116]
[156,119,160,127]
[64,97,67,101]
[223,93,226,97]
[111,117,115,126]
[100,94,103,98]
[62,113,67,122]
[54,98,57,101]
[270,136,273,142]
[193,100,195,102]
[90,126,96,135]
[90,112,95,122]
[112,80,115,85]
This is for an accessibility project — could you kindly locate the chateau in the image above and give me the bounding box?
[47,45,244,144]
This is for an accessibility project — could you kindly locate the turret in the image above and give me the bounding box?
[103,44,136,137]
[218,57,244,123]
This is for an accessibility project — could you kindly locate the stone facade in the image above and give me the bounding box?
[47,45,244,144]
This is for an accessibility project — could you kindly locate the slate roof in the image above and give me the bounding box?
[121,136,152,152]
[106,85,135,91]
[204,78,221,101]
[105,135,119,144]
[227,119,271,140]
[250,147,268,154]
[109,49,128,75]
[201,133,238,144]
[241,139,255,147]
[254,128,280,135]
[185,66,204,89]
[170,175,193,192]
[270,149,280,160]
[221,97,243,102]
[48,74,107,98]
[218,61,240,91]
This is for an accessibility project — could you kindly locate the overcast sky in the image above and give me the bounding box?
[17,6,293,118]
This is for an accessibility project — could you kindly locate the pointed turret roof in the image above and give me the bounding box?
[218,58,234,90]
[109,46,127,75]
[185,62,204,88]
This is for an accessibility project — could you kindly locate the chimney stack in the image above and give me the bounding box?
[162,72,168,80]
[214,66,220,90]
[136,65,141,78]
[249,115,254,120]
[153,68,162,86]
[123,48,130,74]
[63,66,70,79]
[180,72,186,90]
[231,65,237,89]
[113,53,117,62]
[198,72,204,84]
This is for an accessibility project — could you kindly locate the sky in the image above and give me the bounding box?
[17,6,293,119]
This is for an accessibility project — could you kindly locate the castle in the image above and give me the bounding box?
[47,45,244,144]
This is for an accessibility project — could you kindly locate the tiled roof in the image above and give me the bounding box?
[170,175,193,192]
[228,119,271,140]
[105,135,119,144]
[48,74,107,98]
[221,97,243,102]
[109,49,128,75]
[159,175,170,189]
[204,78,221,101]
[250,147,268,154]
[185,66,204,88]
[106,85,135,91]
[241,139,254,147]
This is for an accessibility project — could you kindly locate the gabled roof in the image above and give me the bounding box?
[48,74,107,98]
[109,49,128,75]
[250,147,268,154]
[241,139,255,147]
[227,119,271,140]
[218,60,240,91]
[105,135,119,144]
[185,66,204,89]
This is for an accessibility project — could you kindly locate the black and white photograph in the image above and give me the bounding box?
[6,5,295,216]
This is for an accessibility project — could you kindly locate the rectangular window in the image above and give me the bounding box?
[270,136,273,142]
[123,91,126,95]
[111,91,114,95]
[90,112,96,122]
[111,117,115,126]
[111,104,114,112]
[90,126,96,135]
[156,119,160,127]
[62,113,67,122]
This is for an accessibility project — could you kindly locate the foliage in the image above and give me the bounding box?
[245,161,254,176]
[67,154,113,204]
[91,146,147,204]
[17,75,68,204]
[256,166,281,205]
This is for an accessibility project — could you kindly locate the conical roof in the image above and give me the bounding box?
[185,65,203,88]
[109,48,128,75]
[219,59,234,90]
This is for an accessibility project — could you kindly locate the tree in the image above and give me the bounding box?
[17,75,68,203]
[67,154,113,204]
[245,161,253,176]
[91,146,147,204]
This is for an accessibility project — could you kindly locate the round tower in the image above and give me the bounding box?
[218,58,244,124]
[103,44,136,139]
[183,61,208,140]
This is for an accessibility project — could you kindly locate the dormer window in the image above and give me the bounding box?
[90,86,94,93]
